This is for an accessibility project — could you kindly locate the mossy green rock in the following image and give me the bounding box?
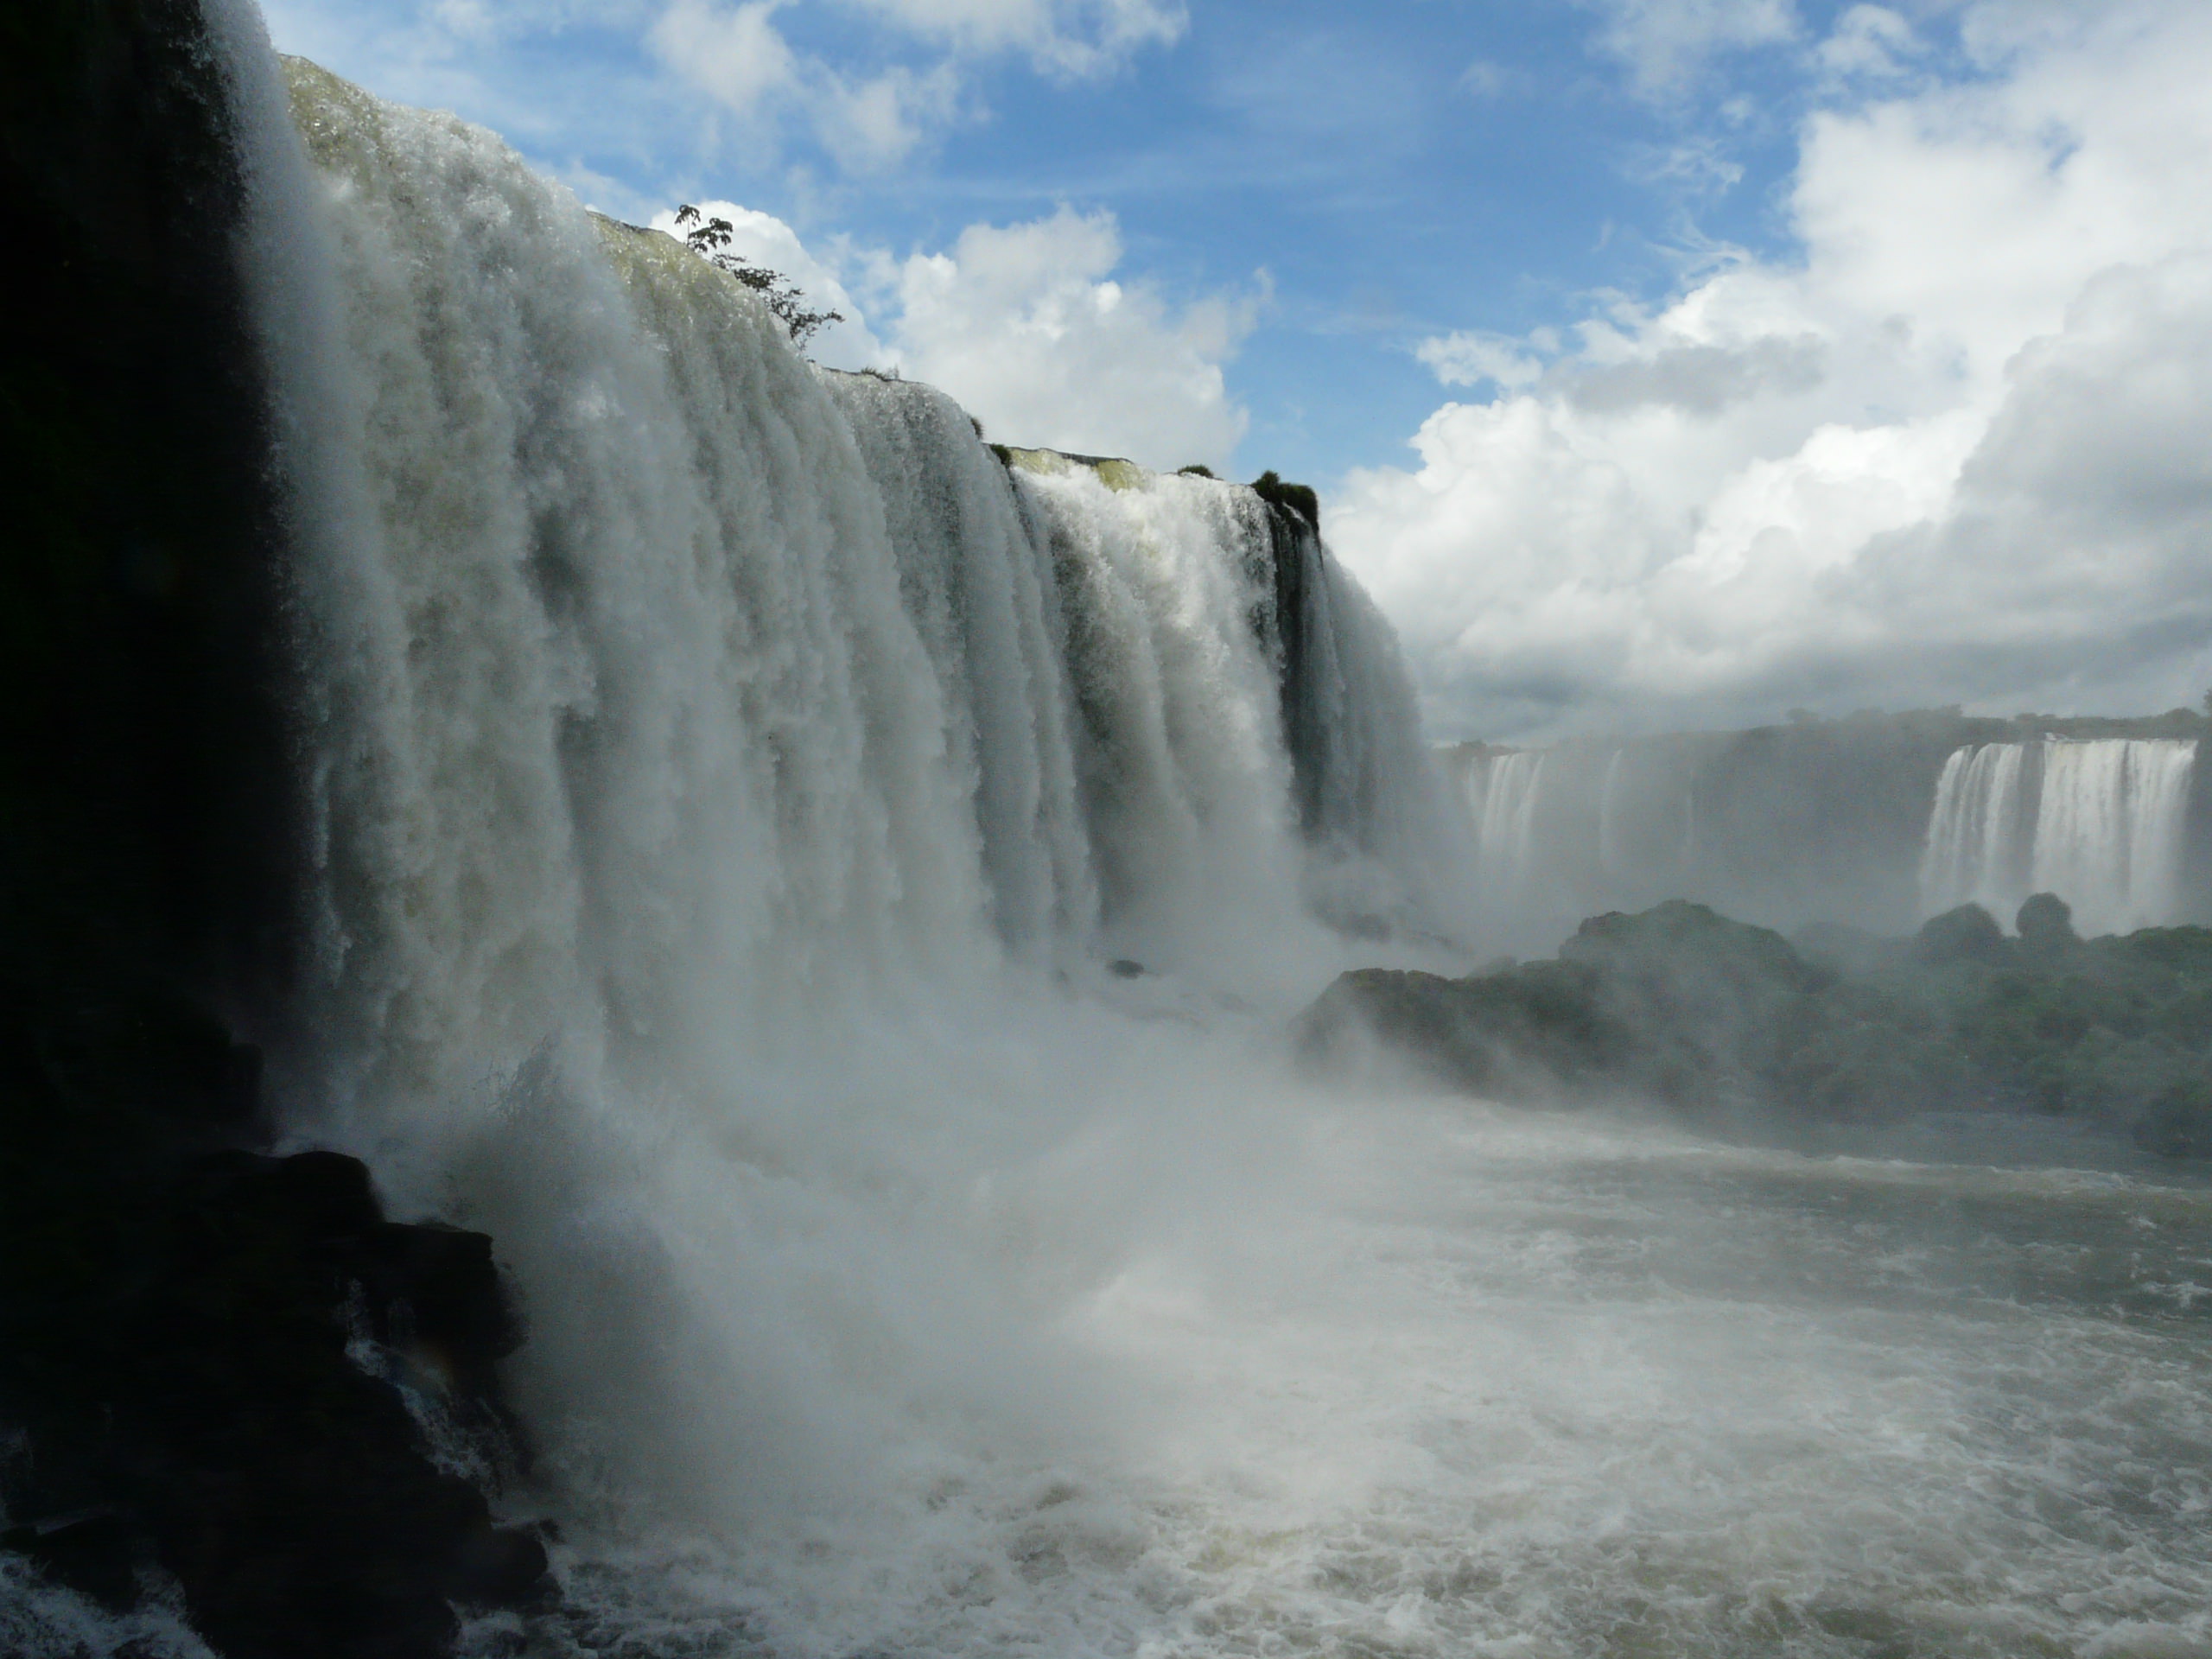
[1300,898,2212,1147]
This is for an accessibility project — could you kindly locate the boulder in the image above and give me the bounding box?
[0,992,546,1659]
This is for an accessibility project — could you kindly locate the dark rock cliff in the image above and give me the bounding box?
[1,3,547,1650]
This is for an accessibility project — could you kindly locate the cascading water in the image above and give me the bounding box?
[813,372,1096,962]
[1596,748,1626,876]
[22,8,2212,1656]
[1914,737,2197,932]
[205,16,1471,1607]
[1918,741,2031,918]
[2030,738,2198,934]
[1465,749,1546,907]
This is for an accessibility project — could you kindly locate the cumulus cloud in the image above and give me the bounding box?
[645,0,1182,166]
[650,0,798,117]
[652,202,1253,470]
[1333,0,2212,741]
[1581,0,1802,99]
[874,207,1255,469]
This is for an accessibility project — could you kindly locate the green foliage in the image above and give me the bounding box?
[1250,469,1320,531]
[1177,464,1217,478]
[1304,896,2212,1153]
[674,204,843,349]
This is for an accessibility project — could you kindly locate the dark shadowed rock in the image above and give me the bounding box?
[1914,903,2005,965]
[2133,1080,2212,1159]
[2018,892,2079,954]
[0,993,546,1659]
[1299,957,1623,1099]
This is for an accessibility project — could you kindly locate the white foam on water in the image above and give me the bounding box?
[494,1096,2212,1659]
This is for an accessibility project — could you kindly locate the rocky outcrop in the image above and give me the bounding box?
[1,7,548,1649]
[0,988,548,1658]
[1300,896,2212,1149]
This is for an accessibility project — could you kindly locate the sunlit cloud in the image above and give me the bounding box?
[1580,0,1802,99]
[1334,0,2212,741]
[651,201,1254,470]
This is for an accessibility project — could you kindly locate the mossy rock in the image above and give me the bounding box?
[1250,469,1319,531]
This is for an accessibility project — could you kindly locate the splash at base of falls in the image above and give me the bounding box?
[472,1098,2212,1659]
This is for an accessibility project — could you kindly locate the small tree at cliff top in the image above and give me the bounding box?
[675,205,843,350]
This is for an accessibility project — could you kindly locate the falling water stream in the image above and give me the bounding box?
[1922,740,2197,933]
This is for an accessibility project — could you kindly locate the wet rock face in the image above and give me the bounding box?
[0,995,546,1659]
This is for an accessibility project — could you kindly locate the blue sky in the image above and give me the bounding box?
[258,0,1857,480]
[257,0,2212,741]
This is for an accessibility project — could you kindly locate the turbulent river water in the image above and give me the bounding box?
[508,1099,2212,1659]
[19,1087,2212,1659]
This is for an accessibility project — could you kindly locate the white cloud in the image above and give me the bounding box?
[847,0,1185,77]
[650,0,798,117]
[1816,4,1922,83]
[649,202,1253,470]
[646,200,892,367]
[644,0,1182,167]
[269,0,1183,173]
[1334,0,2212,741]
[1416,332,1545,391]
[1583,0,1802,99]
[879,207,1255,469]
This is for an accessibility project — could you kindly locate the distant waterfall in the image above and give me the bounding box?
[2030,739,2197,934]
[1918,742,2030,918]
[1918,737,2196,932]
[1465,750,1546,905]
[1596,749,1626,875]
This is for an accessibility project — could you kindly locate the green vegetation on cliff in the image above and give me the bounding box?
[1301,897,2212,1155]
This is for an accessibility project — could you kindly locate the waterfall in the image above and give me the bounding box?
[1468,750,1546,905]
[817,372,1096,960]
[2030,738,2197,934]
[1596,749,1625,876]
[1255,499,1467,934]
[1915,737,2197,933]
[1918,742,2029,918]
[181,35,1465,1560]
